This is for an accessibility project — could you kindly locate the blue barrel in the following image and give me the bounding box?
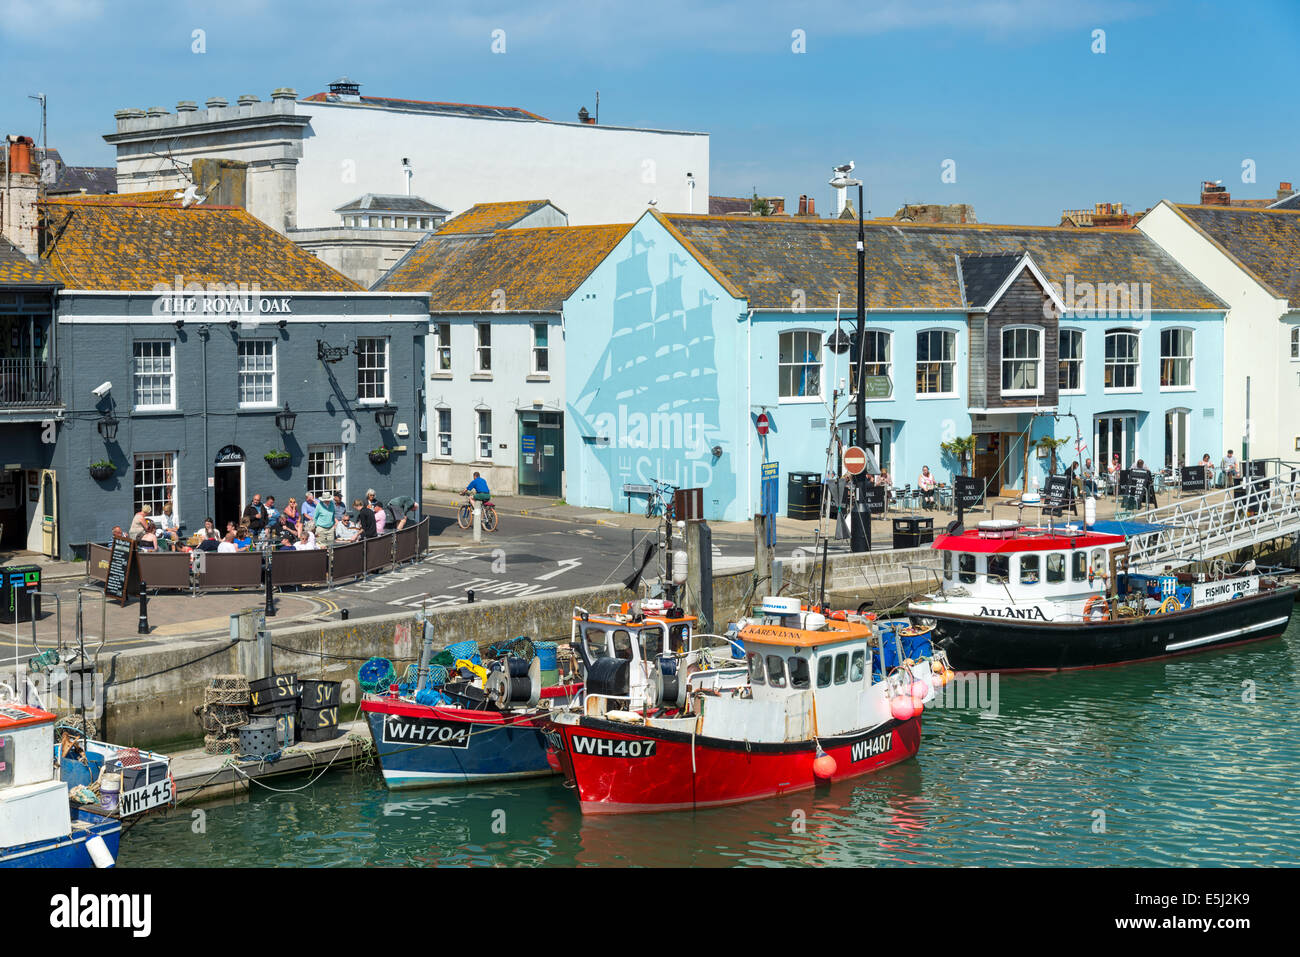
[877,624,901,671]
[534,642,558,671]
[900,627,934,660]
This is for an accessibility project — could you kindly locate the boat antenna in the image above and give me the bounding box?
[818,534,829,611]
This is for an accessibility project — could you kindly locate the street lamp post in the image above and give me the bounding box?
[830,163,872,553]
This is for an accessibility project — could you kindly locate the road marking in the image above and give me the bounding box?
[535,558,582,581]
[389,593,432,607]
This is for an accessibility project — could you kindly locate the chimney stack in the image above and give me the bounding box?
[176,100,197,113]
[1278,181,1294,200]
[206,97,228,110]
[2,135,40,257]
[798,194,808,216]
[1200,181,1230,206]
[191,158,248,210]
[807,197,816,216]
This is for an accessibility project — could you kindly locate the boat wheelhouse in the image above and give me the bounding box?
[910,519,1296,670]
[546,598,940,814]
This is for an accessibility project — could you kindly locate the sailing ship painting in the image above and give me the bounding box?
[567,229,740,519]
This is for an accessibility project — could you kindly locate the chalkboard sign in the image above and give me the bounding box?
[953,475,984,509]
[1124,468,1153,506]
[1180,465,1207,492]
[104,535,138,606]
[863,485,886,515]
[1042,475,1072,508]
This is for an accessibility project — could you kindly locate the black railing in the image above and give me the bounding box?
[0,358,59,407]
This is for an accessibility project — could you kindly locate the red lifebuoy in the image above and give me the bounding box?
[1083,596,1111,622]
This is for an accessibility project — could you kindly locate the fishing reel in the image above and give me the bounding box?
[484,655,541,708]
[646,657,689,711]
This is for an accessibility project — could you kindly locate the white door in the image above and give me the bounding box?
[1165,409,1190,470]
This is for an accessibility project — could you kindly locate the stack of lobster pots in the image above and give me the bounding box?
[297,679,342,742]
[249,674,300,750]
[199,675,251,754]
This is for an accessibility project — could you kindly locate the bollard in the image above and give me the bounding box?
[467,589,475,604]
[137,578,149,634]
[472,500,482,543]
[341,608,349,621]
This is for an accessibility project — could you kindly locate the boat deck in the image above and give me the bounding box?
[170,720,370,804]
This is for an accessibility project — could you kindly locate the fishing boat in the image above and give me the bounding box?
[362,614,599,790]
[907,517,1297,670]
[1,703,172,868]
[544,597,944,814]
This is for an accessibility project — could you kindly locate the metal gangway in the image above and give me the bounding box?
[1121,464,1300,571]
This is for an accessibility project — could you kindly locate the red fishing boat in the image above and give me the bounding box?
[545,598,944,814]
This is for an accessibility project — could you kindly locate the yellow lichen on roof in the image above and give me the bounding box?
[44,189,181,207]
[435,200,554,235]
[40,201,360,291]
[0,237,61,286]
[377,223,631,312]
[1174,203,1300,306]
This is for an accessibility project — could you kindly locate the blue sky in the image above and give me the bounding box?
[2,0,1297,224]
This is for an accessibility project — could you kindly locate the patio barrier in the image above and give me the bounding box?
[82,518,430,595]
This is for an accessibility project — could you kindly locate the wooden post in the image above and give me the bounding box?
[753,514,774,596]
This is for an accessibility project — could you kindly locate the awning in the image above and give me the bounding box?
[1085,519,1167,538]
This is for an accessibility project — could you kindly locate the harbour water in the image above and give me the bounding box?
[120,612,1300,867]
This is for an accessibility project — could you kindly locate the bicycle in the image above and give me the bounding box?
[644,478,678,519]
[458,493,499,532]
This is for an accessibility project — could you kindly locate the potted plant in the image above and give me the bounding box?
[368,446,391,466]
[939,435,976,477]
[89,460,115,481]
[265,450,292,470]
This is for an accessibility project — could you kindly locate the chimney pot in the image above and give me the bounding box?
[798,195,808,215]
[271,87,298,101]
[808,197,816,216]
[237,94,260,107]
[206,97,228,109]
[113,109,137,120]
[176,100,197,113]
[146,106,169,117]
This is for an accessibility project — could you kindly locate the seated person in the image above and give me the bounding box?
[136,520,159,550]
[918,466,937,509]
[277,534,296,551]
[335,518,361,544]
[155,502,180,543]
[297,527,318,550]
[217,531,239,553]
[233,525,252,550]
[464,471,491,502]
[197,531,221,552]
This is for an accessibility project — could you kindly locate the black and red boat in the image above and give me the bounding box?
[908,518,1296,671]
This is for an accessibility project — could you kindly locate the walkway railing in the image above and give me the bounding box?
[1124,471,1300,571]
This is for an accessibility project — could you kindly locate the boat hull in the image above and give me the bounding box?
[548,715,921,814]
[0,809,122,868]
[920,586,1296,671]
[362,698,560,790]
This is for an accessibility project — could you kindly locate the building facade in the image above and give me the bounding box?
[563,212,1226,522]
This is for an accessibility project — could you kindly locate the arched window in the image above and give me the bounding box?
[1059,329,1084,393]
[779,330,823,399]
[1001,326,1042,394]
[1160,328,1193,388]
[916,329,956,396]
[1105,329,1140,390]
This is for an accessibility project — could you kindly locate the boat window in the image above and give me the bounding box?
[1091,549,1108,577]
[1046,553,1065,584]
[669,624,689,653]
[584,628,609,659]
[817,655,833,688]
[959,553,977,584]
[942,551,952,580]
[748,652,765,685]
[849,649,866,682]
[1073,551,1088,581]
[788,656,811,689]
[641,627,663,661]
[988,555,1009,584]
[766,655,787,688]
[833,652,849,685]
[1020,555,1040,585]
[611,630,634,660]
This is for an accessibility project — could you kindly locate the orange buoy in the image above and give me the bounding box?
[813,748,837,780]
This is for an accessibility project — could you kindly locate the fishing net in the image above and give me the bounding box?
[445,639,479,661]
[206,675,251,706]
[204,734,240,755]
[358,657,396,693]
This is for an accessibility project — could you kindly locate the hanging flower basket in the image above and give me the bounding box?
[265,451,292,471]
[89,461,116,481]
[368,447,391,466]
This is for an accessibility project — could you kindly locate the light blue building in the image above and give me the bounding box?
[563,211,1226,521]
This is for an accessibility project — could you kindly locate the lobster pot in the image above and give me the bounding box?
[205,674,251,706]
[204,734,239,755]
[238,717,278,757]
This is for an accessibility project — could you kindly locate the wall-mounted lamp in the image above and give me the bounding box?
[274,402,297,433]
[174,319,185,330]
[227,320,238,332]
[374,404,396,429]
[277,319,287,331]
[97,411,120,442]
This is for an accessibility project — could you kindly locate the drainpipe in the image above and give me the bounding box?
[200,325,211,517]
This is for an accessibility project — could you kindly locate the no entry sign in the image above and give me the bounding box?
[844,445,868,475]
[755,413,770,435]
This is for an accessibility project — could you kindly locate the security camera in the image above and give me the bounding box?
[91,381,112,399]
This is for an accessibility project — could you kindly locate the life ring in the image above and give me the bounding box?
[1158,597,1182,615]
[1083,596,1111,622]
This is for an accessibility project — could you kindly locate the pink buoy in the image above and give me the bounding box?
[910,679,928,702]
[890,695,916,721]
[812,749,837,780]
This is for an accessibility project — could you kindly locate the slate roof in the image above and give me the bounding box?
[1270,193,1300,210]
[958,253,1023,308]
[374,223,631,311]
[334,194,450,215]
[658,213,1223,311]
[434,200,558,236]
[1175,204,1300,307]
[39,198,360,291]
[0,236,61,287]
[301,91,547,121]
[47,167,117,196]
[709,196,752,215]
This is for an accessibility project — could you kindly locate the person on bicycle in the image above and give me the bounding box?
[464,472,492,503]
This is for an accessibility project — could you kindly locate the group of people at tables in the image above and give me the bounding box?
[120,490,419,556]
[835,465,946,509]
[1076,450,1242,499]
